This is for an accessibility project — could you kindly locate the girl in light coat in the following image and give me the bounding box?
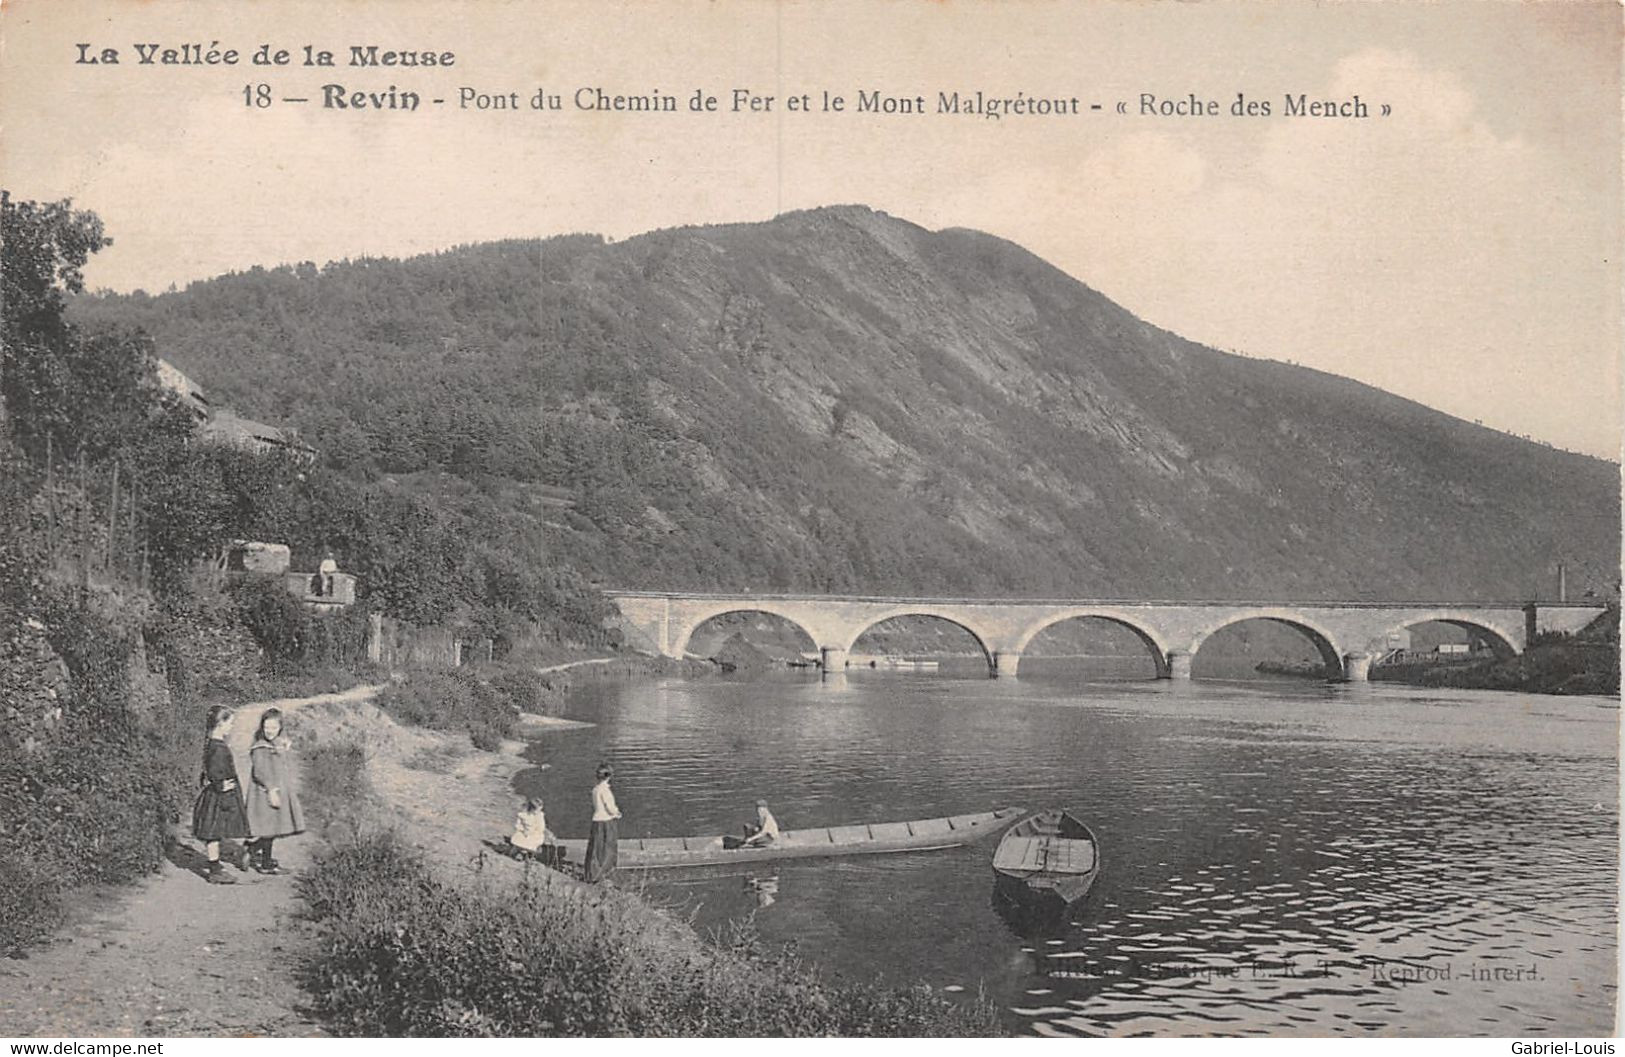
[245,708,305,874]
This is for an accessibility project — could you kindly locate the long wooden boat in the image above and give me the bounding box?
[992,809,1101,917]
[555,807,1024,870]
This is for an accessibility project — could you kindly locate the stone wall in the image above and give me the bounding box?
[0,619,71,754]
[367,614,491,671]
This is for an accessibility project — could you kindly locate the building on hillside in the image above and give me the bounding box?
[153,358,317,463]
[219,540,357,610]
[152,358,211,422]
[200,408,317,462]
[220,539,292,575]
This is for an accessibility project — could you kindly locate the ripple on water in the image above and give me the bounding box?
[554,675,1618,1037]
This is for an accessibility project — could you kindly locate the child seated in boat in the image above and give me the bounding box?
[508,796,557,863]
[742,800,780,846]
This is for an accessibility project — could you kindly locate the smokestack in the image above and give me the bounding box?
[1558,561,1568,603]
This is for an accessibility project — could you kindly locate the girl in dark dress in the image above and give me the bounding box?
[192,705,251,885]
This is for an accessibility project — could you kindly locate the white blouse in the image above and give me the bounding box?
[591,780,621,822]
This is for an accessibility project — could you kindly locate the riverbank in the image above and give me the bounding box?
[293,683,999,1036]
[1410,638,1620,696]
[2,672,998,1037]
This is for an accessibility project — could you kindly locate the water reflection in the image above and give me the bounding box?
[992,883,1087,939]
[746,872,781,908]
[519,672,1618,1036]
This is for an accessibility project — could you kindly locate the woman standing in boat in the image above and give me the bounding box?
[582,763,621,883]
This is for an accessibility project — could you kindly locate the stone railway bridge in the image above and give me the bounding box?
[606,591,1605,681]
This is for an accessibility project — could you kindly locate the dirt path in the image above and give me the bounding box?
[535,656,616,674]
[0,685,382,1038]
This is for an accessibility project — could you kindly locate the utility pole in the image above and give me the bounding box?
[105,461,120,573]
[44,434,55,564]
[77,451,89,593]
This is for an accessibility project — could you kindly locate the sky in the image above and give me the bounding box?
[1,0,1620,459]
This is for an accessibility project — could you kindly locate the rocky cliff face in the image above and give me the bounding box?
[77,206,1620,601]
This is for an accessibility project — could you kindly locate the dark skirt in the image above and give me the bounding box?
[193,786,251,841]
[583,819,618,883]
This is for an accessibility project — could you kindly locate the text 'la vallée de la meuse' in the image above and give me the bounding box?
[75,43,455,67]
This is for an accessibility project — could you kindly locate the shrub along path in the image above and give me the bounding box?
[0,685,382,1037]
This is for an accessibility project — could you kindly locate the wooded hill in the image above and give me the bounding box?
[74,205,1620,603]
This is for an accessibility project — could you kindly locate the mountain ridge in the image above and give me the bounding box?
[71,205,1621,603]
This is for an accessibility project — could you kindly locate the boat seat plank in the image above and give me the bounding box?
[993,835,1096,874]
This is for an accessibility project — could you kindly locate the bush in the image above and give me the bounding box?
[298,832,1003,1037]
[484,666,565,715]
[298,741,371,841]
[230,577,372,671]
[375,668,520,750]
[144,591,263,701]
[0,856,63,955]
[0,588,201,954]
[233,577,311,664]
[1422,640,1621,696]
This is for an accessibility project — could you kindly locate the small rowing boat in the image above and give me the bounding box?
[991,809,1101,916]
[555,807,1024,869]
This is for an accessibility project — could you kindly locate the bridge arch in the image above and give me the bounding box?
[840,607,996,668]
[669,604,822,659]
[1371,611,1522,658]
[1010,609,1172,677]
[1185,609,1348,679]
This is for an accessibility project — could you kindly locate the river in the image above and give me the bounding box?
[515,668,1618,1036]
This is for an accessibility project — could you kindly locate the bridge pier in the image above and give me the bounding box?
[991,650,1022,678]
[1341,651,1372,683]
[1164,650,1194,680]
[820,646,849,673]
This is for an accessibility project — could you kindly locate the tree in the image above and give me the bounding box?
[1,194,186,461]
[2,195,108,346]
[2,194,109,442]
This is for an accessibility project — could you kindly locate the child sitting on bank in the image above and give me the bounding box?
[508,796,557,864]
